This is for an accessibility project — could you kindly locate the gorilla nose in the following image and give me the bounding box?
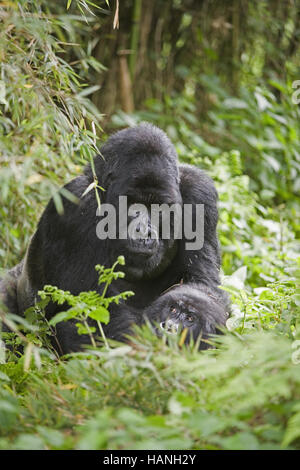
[160,319,179,335]
[136,221,155,238]
[142,237,157,249]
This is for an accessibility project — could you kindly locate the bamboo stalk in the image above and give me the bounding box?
[129,0,142,80]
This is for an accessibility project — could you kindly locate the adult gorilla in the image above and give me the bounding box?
[0,123,229,352]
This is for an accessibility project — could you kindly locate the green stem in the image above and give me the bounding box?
[97,321,110,349]
[129,0,142,79]
[84,320,96,348]
[102,259,119,299]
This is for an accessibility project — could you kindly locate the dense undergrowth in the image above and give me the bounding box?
[0,0,299,450]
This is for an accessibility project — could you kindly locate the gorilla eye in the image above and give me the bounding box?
[187,314,194,323]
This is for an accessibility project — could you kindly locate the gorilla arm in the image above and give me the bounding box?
[0,262,23,317]
[141,163,230,342]
[16,174,97,316]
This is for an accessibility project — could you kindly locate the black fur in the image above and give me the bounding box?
[143,283,229,349]
[0,123,229,352]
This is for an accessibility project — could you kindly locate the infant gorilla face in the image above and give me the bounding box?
[144,285,228,350]
[159,300,199,334]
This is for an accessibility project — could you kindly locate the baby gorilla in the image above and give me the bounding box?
[143,284,229,350]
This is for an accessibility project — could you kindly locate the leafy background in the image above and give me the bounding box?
[0,0,299,450]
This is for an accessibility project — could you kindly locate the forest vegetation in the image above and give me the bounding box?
[0,0,299,450]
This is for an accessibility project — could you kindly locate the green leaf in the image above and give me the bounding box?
[220,432,260,450]
[89,307,110,324]
[48,310,78,326]
[282,410,300,448]
[75,323,96,335]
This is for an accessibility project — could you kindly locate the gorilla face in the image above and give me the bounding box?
[144,285,228,349]
[103,151,182,281]
[117,215,179,282]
